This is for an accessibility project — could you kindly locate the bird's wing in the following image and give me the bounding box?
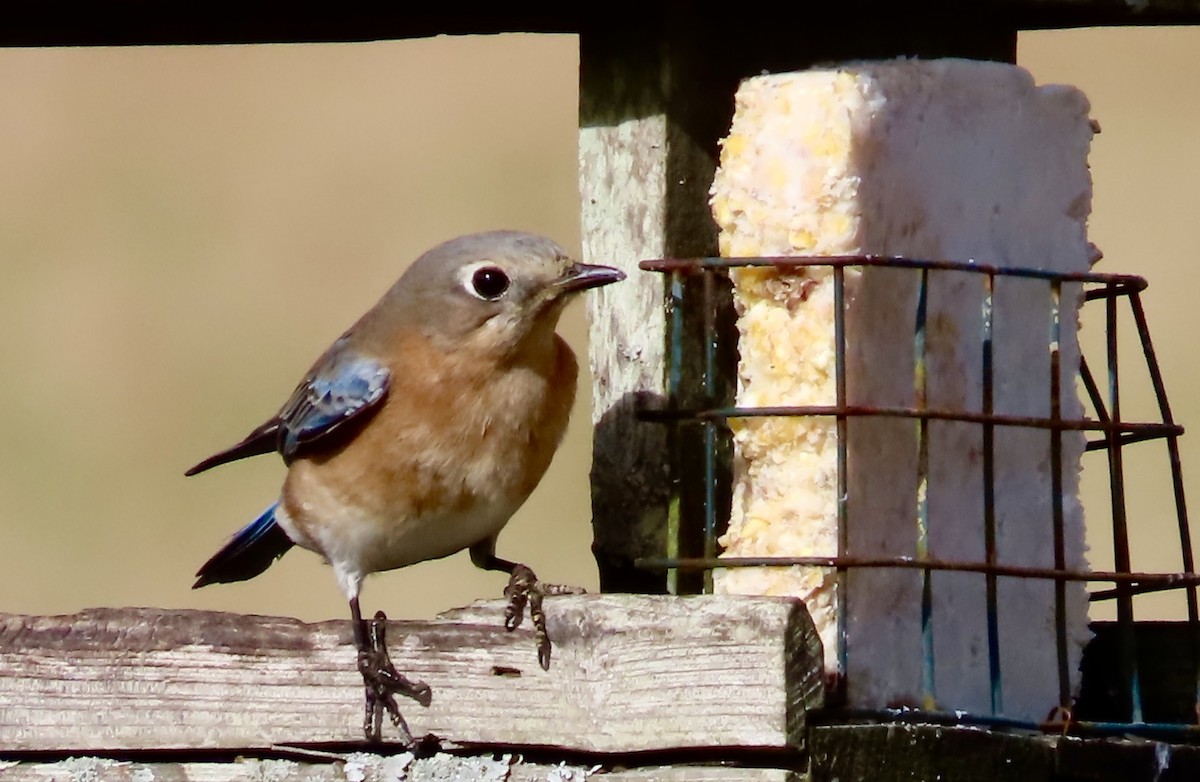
[275,340,392,460]
[185,339,391,475]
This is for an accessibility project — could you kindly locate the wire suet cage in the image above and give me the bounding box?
[638,254,1200,740]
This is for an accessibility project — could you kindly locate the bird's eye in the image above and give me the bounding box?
[470,266,510,300]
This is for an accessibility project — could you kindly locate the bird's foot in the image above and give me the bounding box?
[503,563,584,670]
[357,610,432,744]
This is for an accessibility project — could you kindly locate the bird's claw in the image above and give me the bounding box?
[358,610,431,744]
[502,564,584,670]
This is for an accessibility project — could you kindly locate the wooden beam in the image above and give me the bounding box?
[0,595,822,754]
[0,756,795,781]
[578,16,732,595]
[0,6,580,47]
[808,724,1200,782]
[810,724,1056,781]
[995,0,1200,28]
[3,2,1200,47]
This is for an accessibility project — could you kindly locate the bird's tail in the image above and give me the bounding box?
[193,502,295,588]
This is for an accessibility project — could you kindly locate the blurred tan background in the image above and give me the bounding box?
[0,28,1196,623]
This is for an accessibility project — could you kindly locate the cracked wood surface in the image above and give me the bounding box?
[0,756,794,781]
[0,595,822,755]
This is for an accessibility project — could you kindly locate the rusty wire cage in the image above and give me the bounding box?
[637,254,1200,740]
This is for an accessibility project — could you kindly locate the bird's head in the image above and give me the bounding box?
[384,231,625,357]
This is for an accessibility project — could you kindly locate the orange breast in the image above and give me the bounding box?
[280,330,578,573]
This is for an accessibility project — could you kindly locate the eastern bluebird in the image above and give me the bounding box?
[186,231,623,743]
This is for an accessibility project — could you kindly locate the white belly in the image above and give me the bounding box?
[275,494,517,597]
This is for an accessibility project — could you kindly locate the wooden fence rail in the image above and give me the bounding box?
[0,595,822,780]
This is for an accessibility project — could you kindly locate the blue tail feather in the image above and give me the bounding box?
[193,502,294,588]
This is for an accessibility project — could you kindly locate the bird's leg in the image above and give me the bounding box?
[469,540,584,670]
[350,597,432,744]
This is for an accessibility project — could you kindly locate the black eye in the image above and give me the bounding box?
[470,266,510,300]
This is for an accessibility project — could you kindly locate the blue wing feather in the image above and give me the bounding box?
[279,350,390,458]
[185,340,390,475]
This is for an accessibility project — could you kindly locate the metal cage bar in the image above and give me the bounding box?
[664,270,685,596]
[1105,282,1143,723]
[642,404,1179,437]
[982,271,1003,715]
[834,265,850,699]
[1129,291,1200,717]
[1049,279,1071,712]
[702,269,719,594]
[914,269,935,711]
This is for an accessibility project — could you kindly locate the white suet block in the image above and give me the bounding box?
[709,58,1094,721]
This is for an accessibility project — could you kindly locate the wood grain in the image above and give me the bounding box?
[808,724,1200,782]
[0,756,795,781]
[0,595,822,755]
[578,21,731,595]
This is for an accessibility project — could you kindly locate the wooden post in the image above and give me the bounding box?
[578,17,734,594]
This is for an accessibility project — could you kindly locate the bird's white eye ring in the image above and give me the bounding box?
[469,265,510,301]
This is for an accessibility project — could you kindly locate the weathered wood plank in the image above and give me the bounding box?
[1055,736,1200,781]
[13,730,1199,781]
[579,24,705,595]
[598,768,793,781]
[808,723,1200,782]
[579,14,754,596]
[0,595,821,754]
[808,724,1055,782]
[1076,621,1200,724]
[0,756,796,781]
[4,3,1200,48]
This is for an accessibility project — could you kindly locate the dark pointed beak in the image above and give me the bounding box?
[557,262,626,294]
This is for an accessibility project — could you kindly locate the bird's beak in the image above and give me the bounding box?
[556,262,626,294]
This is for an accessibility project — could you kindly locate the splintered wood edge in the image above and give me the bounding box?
[0,756,796,781]
[0,594,823,755]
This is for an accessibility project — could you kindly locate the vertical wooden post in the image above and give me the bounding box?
[577,16,736,593]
